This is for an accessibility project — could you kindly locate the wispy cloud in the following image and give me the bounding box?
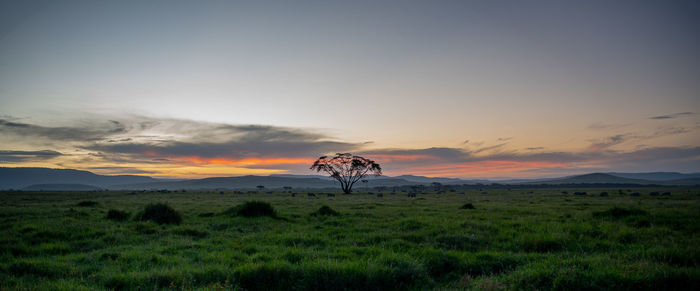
[0,119,127,141]
[649,112,694,120]
[0,116,360,176]
[0,150,62,162]
[587,122,632,130]
[586,134,628,151]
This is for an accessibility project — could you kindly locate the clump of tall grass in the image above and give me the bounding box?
[460,203,475,209]
[134,203,182,225]
[224,201,277,218]
[593,207,647,218]
[77,200,98,207]
[311,205,340,216]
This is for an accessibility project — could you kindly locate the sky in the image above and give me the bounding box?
[1,0,699,179]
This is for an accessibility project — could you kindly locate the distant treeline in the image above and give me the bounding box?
[379,183,691,192]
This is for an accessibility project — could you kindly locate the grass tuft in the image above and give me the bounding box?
[593,207,647,218]
[134,203,182,225]
[311,205,340,216]
[460,202,475,209]
[76,200,99,207]
[224,201,277,218]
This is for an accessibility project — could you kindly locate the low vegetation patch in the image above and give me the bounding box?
[593,207,647,219]
[105,209,130,221]
[76,200,98,207]
[173,227,208,238]
[134,203,182,225]
[224,201,277,218]
[460,202,475,209]
[311,205,340,216]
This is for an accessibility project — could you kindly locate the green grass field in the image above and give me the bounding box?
[1,188,698,290]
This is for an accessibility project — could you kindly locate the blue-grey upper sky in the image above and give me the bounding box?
[1,0,698,178]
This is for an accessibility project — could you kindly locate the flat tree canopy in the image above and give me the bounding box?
[310,153,382,194]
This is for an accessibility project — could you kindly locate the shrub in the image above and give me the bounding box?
[106,209,130,221]
[460,203,475,209]
[224,201,277,218]
[593,207,647,219]
[311,205,340,217]
[134,203,182,225]
[77,200,98,207]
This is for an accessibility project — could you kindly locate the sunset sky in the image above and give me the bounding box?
[1,0,699,179]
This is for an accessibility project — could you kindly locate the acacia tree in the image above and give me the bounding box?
[310,153,382,194]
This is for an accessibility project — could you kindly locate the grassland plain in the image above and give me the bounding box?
[0,188,698,290]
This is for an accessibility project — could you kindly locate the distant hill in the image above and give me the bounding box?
[393,175,487,184]
[526,173,658,185]
[524,173,700,186]
[661,178,700,186]
[0,167,163,189]
[22,183,103,191]
[606,172,700,181]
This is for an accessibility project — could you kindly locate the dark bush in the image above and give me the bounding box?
[224,201,277,218]
[77,200,98,207]
[134,203,182,225]
[460,203,475,209]
[593,207,647,219]
[106,209,130,221]
[311,205,340,217]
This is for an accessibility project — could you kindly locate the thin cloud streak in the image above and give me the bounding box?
[0,150,63,162]
[650,112,695,120]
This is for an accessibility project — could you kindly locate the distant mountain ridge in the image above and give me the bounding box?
[605,172,700,181]
[22,184,102,191]
[521,173,700,186]
[1,167,698,190]
[523,173,655,185]
[0,167,165,189]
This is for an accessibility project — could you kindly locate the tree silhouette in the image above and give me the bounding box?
[310,153,382,194]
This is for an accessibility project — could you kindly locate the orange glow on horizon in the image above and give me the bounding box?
[383,160,570,178]
[366,154,438,162]
[177,156,314,166]
[4,153,574,179]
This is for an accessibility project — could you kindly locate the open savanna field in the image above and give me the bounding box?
[1,188,698,290]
